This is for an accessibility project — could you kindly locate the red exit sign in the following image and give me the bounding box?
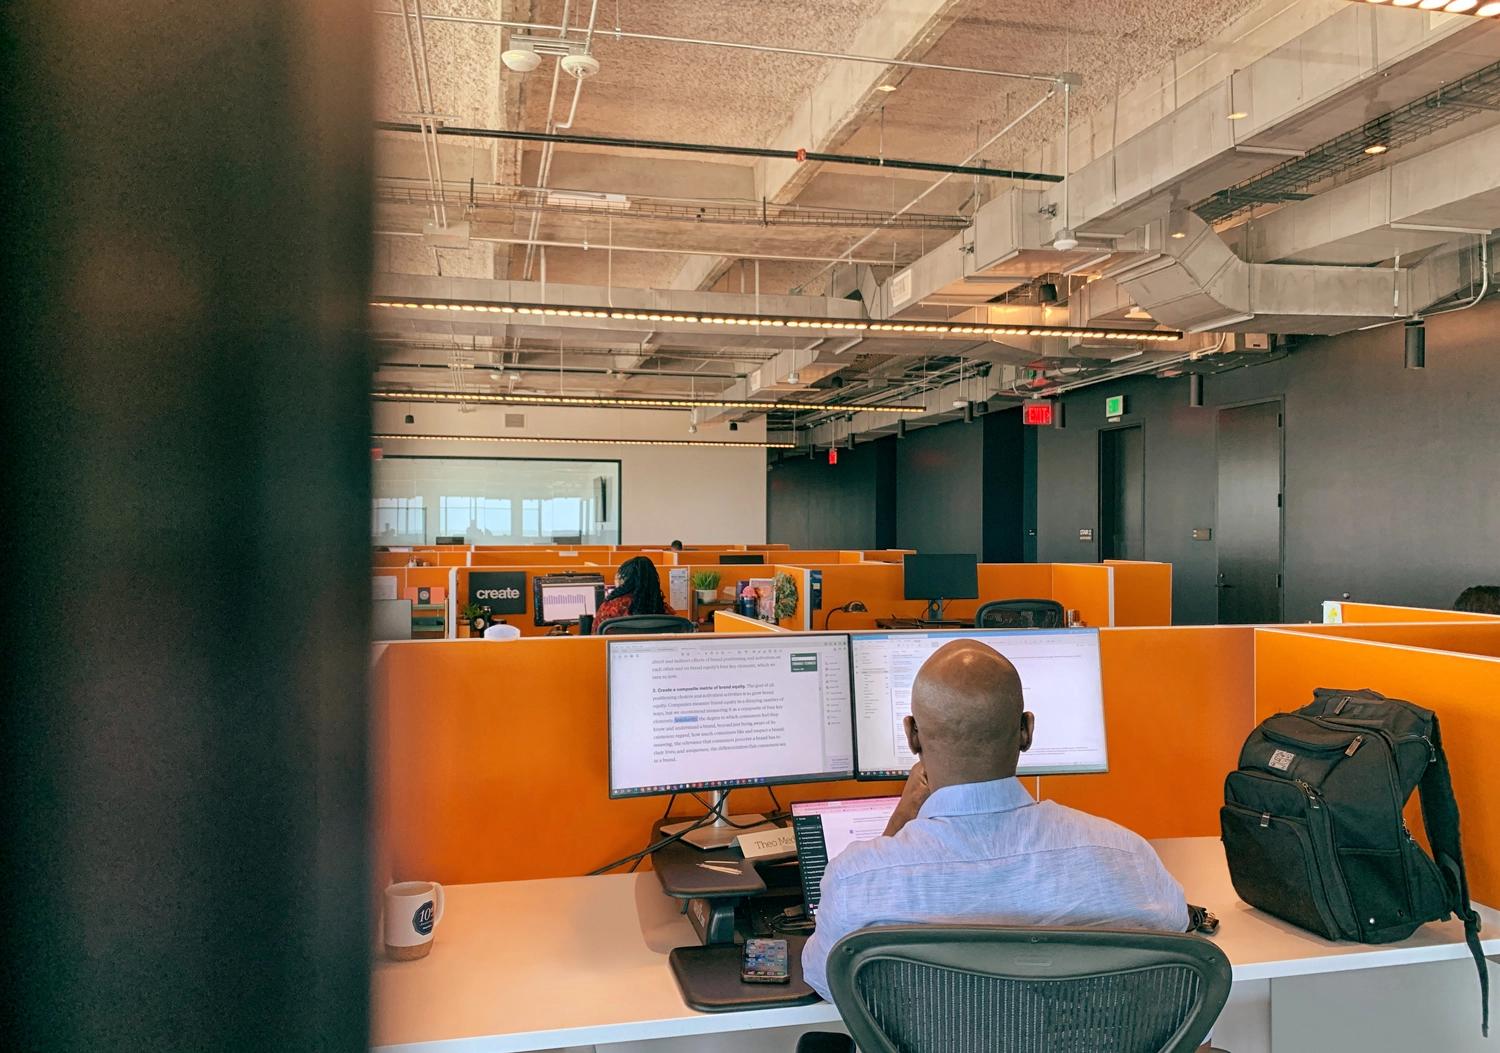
[1022,401,1054,426]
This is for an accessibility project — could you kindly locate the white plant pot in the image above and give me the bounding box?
[696,589,719,604]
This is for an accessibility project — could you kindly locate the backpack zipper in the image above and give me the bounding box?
[1294,778,1359,938]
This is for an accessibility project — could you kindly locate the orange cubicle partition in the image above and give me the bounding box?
[1327,600,1500,624]
[373,625,1255,886]
[371,637,900,886]
[1104,561,1173,627]
[1253,629,1500,905]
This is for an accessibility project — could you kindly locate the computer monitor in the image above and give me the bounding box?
[372,598,413,641]
[791,796,900,918]
[435,535,465,545]
[720,553,766,565]
[902,553,978,621]
[607,633,855,846]
[532,573,606,627]
[850,627,1108,779]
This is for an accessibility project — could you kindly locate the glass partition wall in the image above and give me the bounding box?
[372,456,621,545]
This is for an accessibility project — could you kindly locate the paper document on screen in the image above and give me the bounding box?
[851,630,1107,776]
[609,636,854,794]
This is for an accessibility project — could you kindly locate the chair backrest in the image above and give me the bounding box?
[975,598,1066,629]
[827,925,1231,1053]
[596,614,697,636]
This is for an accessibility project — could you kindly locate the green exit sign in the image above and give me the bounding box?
[1105,394,1126,419]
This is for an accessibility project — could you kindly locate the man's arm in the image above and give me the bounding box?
[882,760,930,837]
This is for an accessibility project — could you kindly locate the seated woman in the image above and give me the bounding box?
[595,555,675,624]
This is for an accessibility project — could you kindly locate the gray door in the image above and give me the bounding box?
[1099,425,1145,560]
[1217,402,1284,623]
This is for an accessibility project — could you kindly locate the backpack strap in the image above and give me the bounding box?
[1418,716,1489,1037]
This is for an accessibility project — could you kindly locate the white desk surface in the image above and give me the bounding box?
[371,836,1500,1052]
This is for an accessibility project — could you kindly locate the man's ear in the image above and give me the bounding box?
[1019,711,1035,753]
[903,714,922,756]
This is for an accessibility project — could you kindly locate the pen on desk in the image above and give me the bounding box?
[696,862,740,874]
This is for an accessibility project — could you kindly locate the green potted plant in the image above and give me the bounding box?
[458,602,485,639]
[691,570,722,606]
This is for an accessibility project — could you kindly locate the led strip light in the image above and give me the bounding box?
[1350,0,1500,14]
[369,299,1183,343]
[372,432,797,449]
[371,389,924,414]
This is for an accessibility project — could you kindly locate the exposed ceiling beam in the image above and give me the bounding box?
[666,0,971,293]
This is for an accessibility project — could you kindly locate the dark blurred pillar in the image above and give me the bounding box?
[3,2,373,1049]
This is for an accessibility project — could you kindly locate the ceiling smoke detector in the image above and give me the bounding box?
[1053,228,1079,252]
[561,53,601,78]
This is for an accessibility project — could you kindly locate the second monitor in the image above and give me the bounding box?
[851,627,1108,779]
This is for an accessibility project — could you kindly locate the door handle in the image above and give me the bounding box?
[1216,574,1233,589]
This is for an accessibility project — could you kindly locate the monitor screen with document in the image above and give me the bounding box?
[850,628,1107,779]
[790,796,900,918]
[606,633,855,798]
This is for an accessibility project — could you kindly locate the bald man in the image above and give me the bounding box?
[801,639,1188,1001]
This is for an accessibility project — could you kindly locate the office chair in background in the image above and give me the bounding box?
[596,614,697,635]
[802,925,1231,1053]
[974,598,1066,629]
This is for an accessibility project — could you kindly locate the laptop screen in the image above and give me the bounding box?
[790,796,900,917]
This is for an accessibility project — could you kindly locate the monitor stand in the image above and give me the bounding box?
[924,597,948,623]
[659,790,773,850]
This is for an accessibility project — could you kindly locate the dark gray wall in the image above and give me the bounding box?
[767,410,1028,556]
[767,437,894,549]
[1037,301,1500,623]
[896,416,985,554]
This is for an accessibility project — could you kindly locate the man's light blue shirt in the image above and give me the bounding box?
[800,777,1189,1000]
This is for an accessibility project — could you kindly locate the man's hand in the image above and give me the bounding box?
[883,760,931,837]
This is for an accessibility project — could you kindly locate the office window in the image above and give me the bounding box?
[372,497,425,544]
[371,456,620,545]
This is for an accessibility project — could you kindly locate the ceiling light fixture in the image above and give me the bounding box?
[370,389,925,414]
[368,300,1184,343]
[876,83,898,92]
[1363,142,1389,156]
[1227,111,1249,121]
[371,432,796,450]
[1344,0,1500,12]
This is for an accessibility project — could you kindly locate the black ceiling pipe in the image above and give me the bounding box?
[375,121,1064,183]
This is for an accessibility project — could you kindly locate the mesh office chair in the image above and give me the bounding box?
[974,599,1066,629]
[596,614,696,635]
[820,925,1231,1053]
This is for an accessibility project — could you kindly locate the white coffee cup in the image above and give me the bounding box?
[384,880,445,961]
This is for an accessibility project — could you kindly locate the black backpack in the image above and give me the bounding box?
[1221,688,1488,1036]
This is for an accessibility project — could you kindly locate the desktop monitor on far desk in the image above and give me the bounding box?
[720,553,766,566]
[532,573,606,629]
[606,633,854,847]
[903,553,978,622]
[851,627,1108,779]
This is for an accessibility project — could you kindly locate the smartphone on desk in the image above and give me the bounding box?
[740,938,790,984]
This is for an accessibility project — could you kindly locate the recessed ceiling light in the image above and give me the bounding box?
[1227,111,1249,121]
[1363,143,1389,155]
[876,84,898,93]
[1171,231,1187,239]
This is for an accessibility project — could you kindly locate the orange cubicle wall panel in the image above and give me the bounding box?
[1050,564,1114,627]
[1299,621,1500,659]
[1331,601,1500,624]
[1104,561,1172,627]
[1037,626,1256,840]
[1253,629,1500,906]
[372,637,901,886]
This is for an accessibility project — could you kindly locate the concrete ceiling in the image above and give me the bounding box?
[370,0,1500,439]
